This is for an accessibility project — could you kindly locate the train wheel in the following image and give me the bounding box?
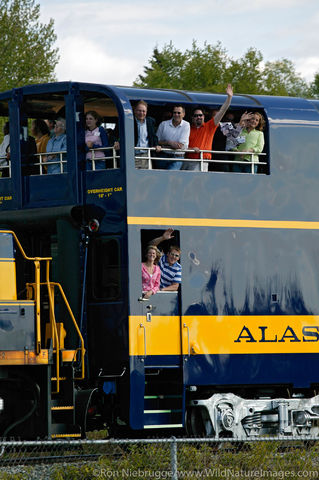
[185,407,214,437]
[75,388,100,438]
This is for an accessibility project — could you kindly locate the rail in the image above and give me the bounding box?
[34,150,67,174]
[135,147,267,173]
[30,146,120,174]
[2,230,85,393]
[0,146,267,177]
[87,146,120,170]
[39,277,86,389]
[26,272,86,392]
[0,155,10,177]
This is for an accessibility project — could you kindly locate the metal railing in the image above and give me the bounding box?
[0,146,267,178]
[87,146,120,170]
[33,146,120,174]
[35,150,67,174]
[0,156,10,177]
[135,147,267,173]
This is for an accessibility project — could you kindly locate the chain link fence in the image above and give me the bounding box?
[0,437,319,479]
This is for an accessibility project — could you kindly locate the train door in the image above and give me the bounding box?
[138,230,184,431]
[86,234,127,377]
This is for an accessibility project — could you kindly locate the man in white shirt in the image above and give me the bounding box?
[155,105,190,170]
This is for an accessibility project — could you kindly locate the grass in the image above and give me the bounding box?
[1,440,319,479]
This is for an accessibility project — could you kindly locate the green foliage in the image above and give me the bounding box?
[262,59,310,97]
[47,441,319,479]
[0,0,59,92]
[311,72,319,97]
[135,41,228,92]
[1,440,319,478]
[135,41,316,98]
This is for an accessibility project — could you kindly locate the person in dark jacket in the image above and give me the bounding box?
[133,100,161,169]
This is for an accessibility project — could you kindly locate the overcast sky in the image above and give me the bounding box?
[38,0,319,88]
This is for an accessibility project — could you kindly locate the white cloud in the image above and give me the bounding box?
[56,37,142,85]
[295,57,319,82]
[38,0,319,86]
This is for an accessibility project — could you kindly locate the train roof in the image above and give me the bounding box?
[0,81,317,113]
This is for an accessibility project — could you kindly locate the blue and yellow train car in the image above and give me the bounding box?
[0,82,319,438]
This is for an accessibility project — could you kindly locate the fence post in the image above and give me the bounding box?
[170,436,178,480]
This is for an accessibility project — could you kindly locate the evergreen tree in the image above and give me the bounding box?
[0,0,59,91]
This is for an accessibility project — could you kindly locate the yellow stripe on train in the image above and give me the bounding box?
[129,315,319,356]
[127,216,319,230]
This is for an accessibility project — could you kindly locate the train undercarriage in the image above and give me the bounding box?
[186,391,319,438]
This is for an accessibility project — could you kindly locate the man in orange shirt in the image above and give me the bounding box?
[182,84,233,171]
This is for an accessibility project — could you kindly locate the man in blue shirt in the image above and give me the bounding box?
[45,117,67,174]
[150,228,181,291]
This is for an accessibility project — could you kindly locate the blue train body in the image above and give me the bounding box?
[0,82,318,438]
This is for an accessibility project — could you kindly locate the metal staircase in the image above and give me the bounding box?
[143,368,184,430]
[50,364,81,438]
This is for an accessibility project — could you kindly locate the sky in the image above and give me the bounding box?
[38,0,319,87]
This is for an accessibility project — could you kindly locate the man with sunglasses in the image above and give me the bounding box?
[150,228,182,291]
[182,83,233,171]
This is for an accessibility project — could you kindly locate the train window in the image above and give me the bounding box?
[141,229,181,296]
[89,237,122,301]
[6,90,121,178]
[131,101,268,175]
[20,94,67,176]
[141,229,180,259]
[83,94,120,170]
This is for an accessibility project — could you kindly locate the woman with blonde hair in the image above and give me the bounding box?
[141,245,161,299]
[232,111,265,173]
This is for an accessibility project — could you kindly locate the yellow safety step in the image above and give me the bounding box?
[51,433,81,439]
[61,350,77,362]
[51,406,74,411]
[51,377,67,381]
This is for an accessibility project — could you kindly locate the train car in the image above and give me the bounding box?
[0,82,319,439]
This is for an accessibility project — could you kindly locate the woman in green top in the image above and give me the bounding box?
[232,112,265,173]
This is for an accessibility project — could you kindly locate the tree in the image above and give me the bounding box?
[0,0,59,92]
[135,41,228,92]
[136,42,187,90]
[261,59,310,97]
[134,41,312,98]
[310,72,319,97]
[226,48,264,95]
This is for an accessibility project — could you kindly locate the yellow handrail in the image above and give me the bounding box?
[2,230,51,355]
[45,260,61,393]
[48,281,85,381]
[3,230,85,393]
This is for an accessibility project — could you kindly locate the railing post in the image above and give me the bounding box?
[113,146,116,168]
[170,436,178,480]
[34,260,41,354]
